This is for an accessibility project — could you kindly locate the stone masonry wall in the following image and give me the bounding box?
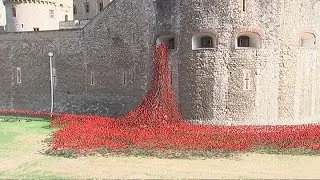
[0,0,319,125]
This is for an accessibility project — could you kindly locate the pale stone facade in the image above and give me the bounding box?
[59,0,113,29]
[2,0,114,31]
[0,0,319,125]
[3,0,73,32]
[73,0,112,20]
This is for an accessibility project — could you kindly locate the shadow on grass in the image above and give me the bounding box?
[249,145,320,156]
[0,115,52,122]
[43,142,320,160]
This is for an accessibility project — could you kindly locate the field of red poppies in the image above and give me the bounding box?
[1,44,320,152]
[50,114,320,151]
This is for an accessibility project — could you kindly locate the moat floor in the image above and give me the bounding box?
[1,121,320,179]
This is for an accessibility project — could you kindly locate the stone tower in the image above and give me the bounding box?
[4,0,73,32]
[154,0,320,125]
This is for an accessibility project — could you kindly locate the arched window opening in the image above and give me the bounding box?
[301,32,316,48]
[192,33,216,50]
[156,35,175,50]
[65,15,68,21]
[236,32,261,48]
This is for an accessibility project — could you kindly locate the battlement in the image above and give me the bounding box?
[3,0,72,6]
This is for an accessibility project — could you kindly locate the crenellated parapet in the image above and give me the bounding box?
[3,0,72,7]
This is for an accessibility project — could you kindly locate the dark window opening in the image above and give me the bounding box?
[242,0,246,12]
[65,15,68,21]
[73,5,77,14]
[123,72,127,85]
[49,9,54,18]
[84,2,90,13]
[238,36,250,47]
[200,36,214,48]
[168,38,175,49]
[99,2,104,11]
[90,72,95,85]
[12,7,16,17]
[33,28,39,31]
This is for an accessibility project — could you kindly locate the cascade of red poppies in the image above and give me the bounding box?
[119,44,185,127]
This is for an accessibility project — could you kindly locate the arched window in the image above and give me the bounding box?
[236,32,261,48]
[65,15,68,21]
[192,33,216,50]
[301,32,316,48]
[156,35,175,50]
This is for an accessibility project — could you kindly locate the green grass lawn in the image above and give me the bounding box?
[0,117,74,179]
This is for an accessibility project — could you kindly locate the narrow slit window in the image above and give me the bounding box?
[90,72,95,85]
[16,67,21,84]
[123,72,126,85]
[242,0,246,12]
[12,7,16,17]
[243,69,251,90]
[49,9,54,18]
[73,4,77,14]
[99,1,104,11]
[84,2,90,13]
[132,33,136,44]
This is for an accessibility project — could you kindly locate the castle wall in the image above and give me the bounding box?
[0,30,83,112]
[279,0,320,124]
[228,0,283,125]
[79,0,156,116]
[0,0,319,125]
[0,0,156,116]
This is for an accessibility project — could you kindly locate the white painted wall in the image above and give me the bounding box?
[4,0,73,32]
[0,0,6,27]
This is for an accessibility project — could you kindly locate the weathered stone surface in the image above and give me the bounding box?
[0,0,319,125]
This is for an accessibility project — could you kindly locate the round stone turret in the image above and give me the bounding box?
[154,0,320,125]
